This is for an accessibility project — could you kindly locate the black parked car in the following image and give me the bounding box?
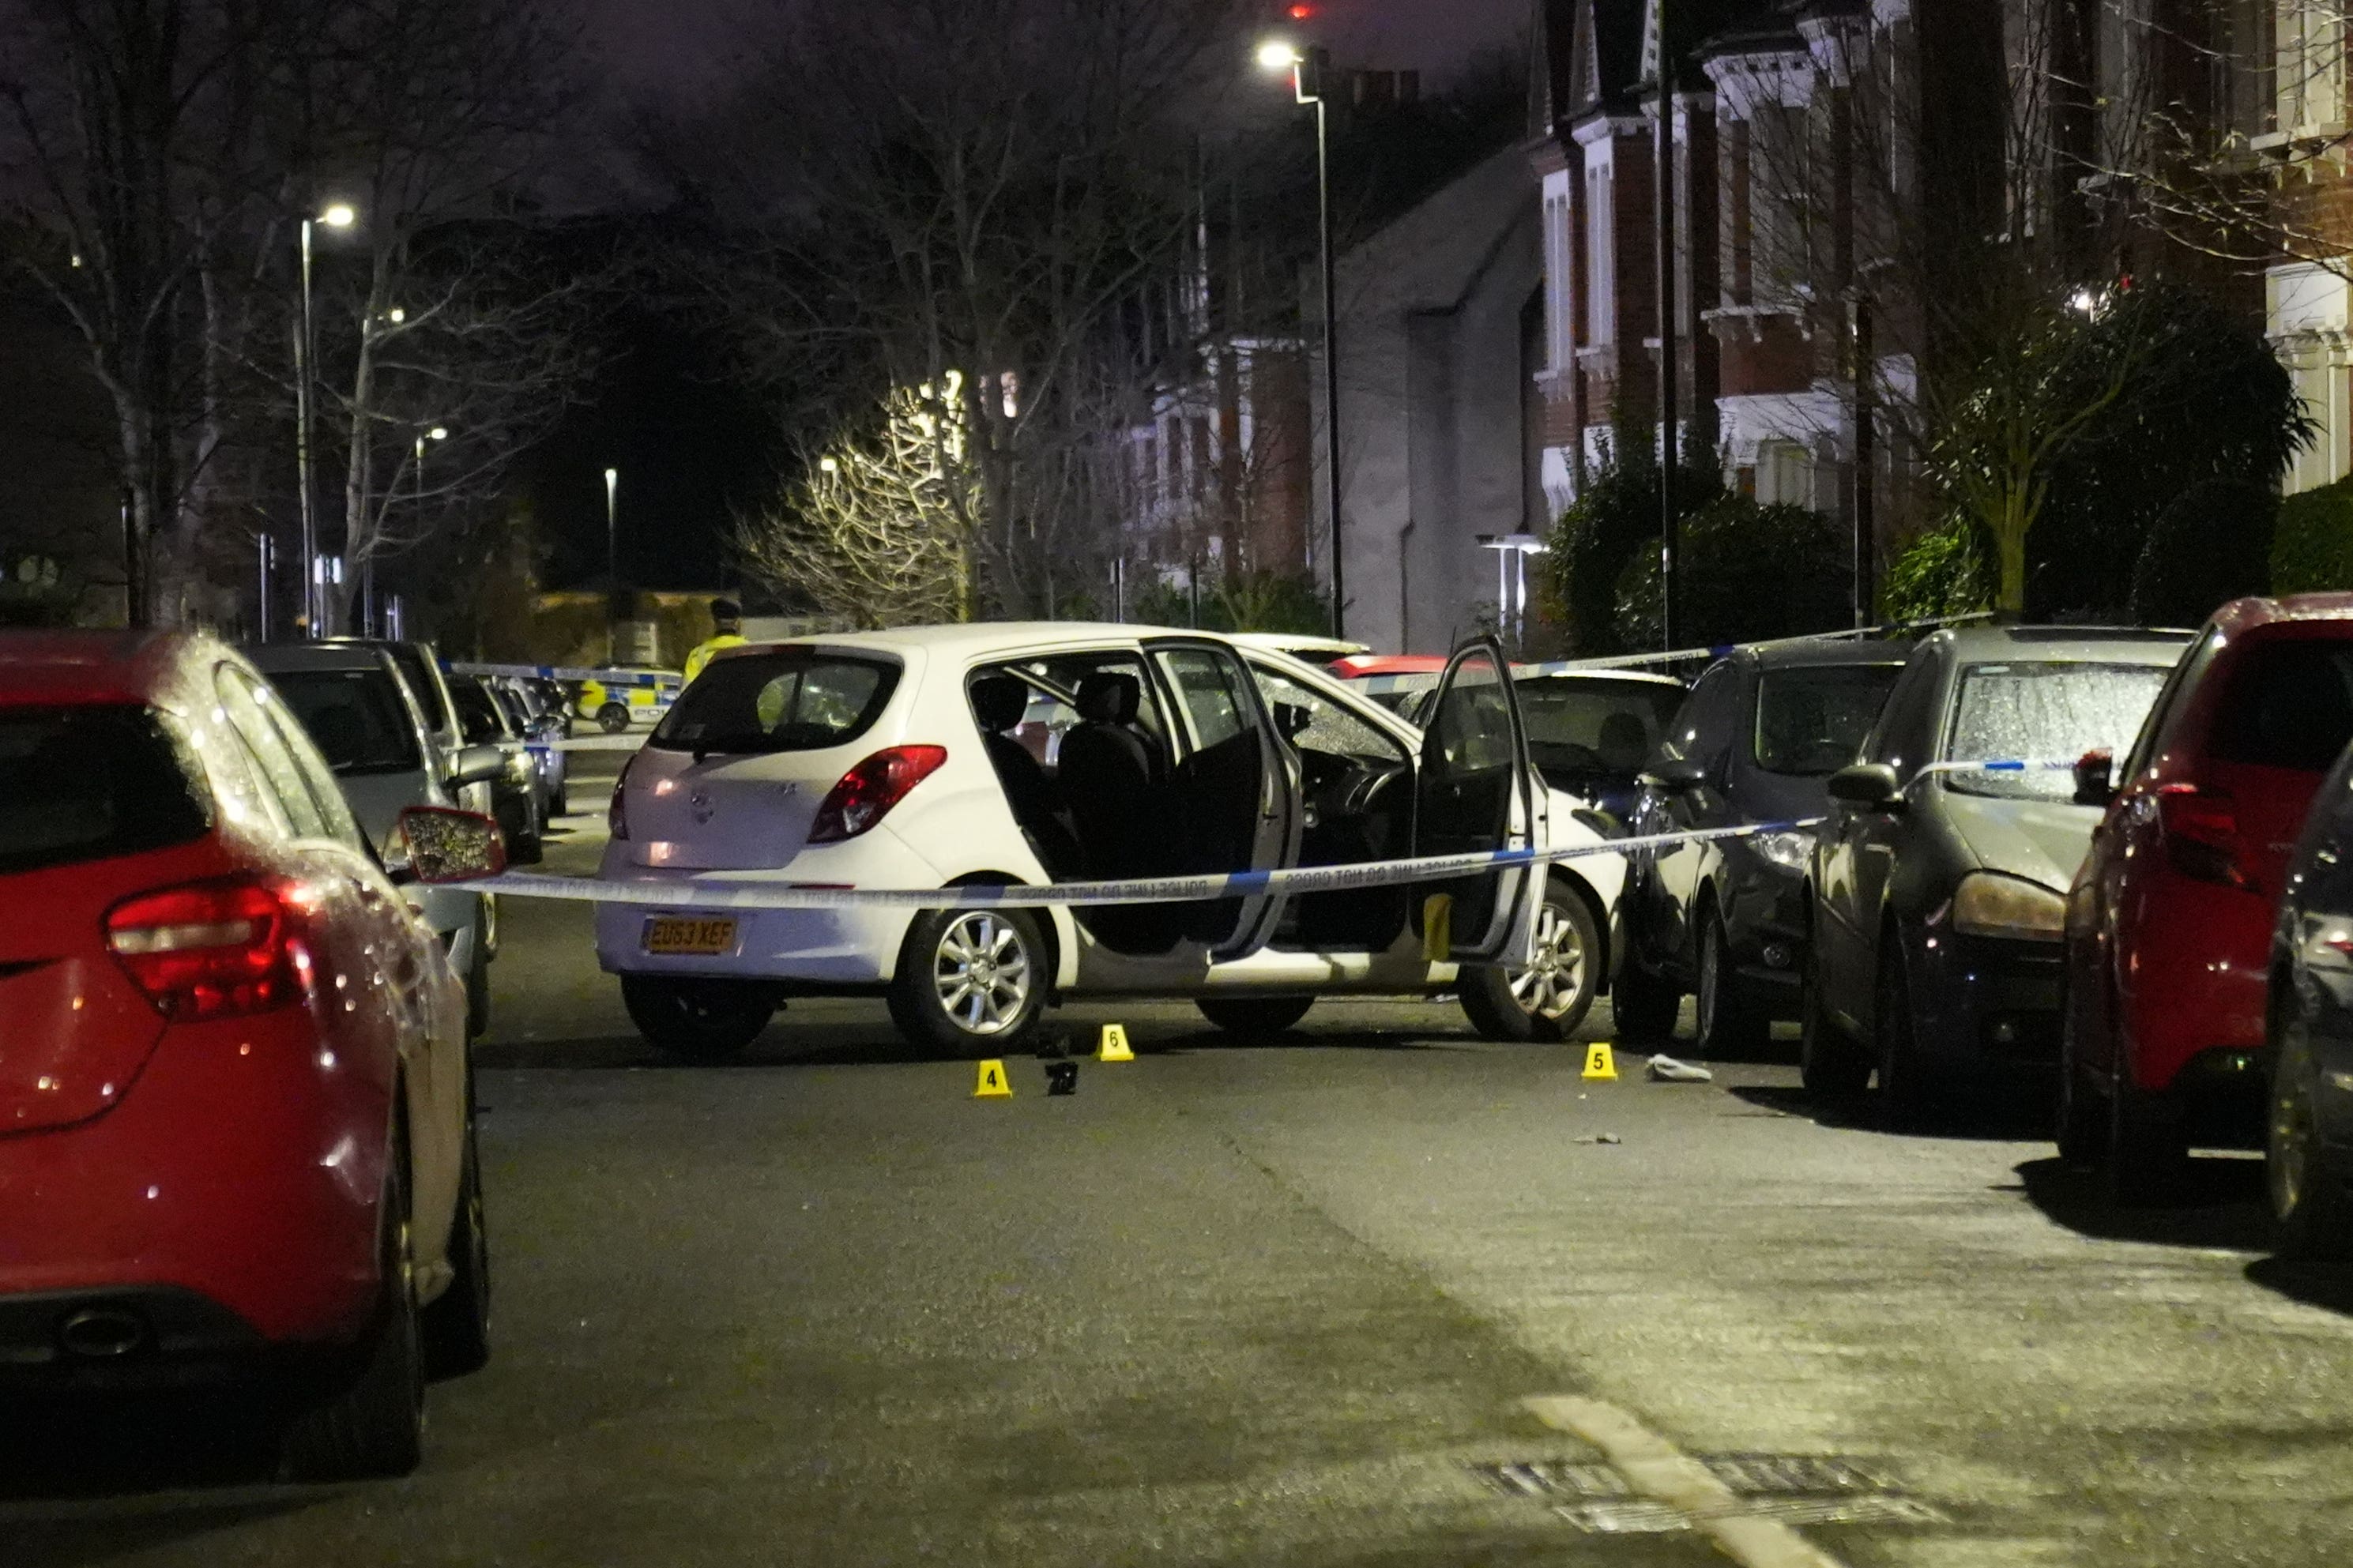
[2266,738,2353,1257]
[450,675,544,864]
[1617,640,1909,1053]
[1801,626,2189,1120]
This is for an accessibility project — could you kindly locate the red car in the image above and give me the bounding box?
[2061,595,2353,1199]
[0,630,496,1478]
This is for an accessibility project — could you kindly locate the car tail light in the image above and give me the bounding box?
[808,746,948,844]
[2155,783,2247,888]
[609,756,635,840]
[105,878,300,1021]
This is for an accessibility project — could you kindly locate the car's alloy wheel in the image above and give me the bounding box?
[2270,1024,2353,1258]
[597,703,631,735]
[622,976,778,1062]
[1459,886,1598,1043]
[280,1137,425,1481]
[1873,941,1935,1130]
[1694,912,1771,1058]
[1196,995,1316,1036]
[889,907,1048,1057]
[422,1075,491,1376]
[1798,951,1869,1101]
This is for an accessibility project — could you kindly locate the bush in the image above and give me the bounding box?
[2274,474,2353,594]
[2128,478,2276,626]
[1881,521,1994,622]
[1544,412,1726,656]
[1613,498,1851,649]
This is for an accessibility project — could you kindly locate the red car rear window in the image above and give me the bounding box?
[0,705,210,875]
[2209,639,2353,772]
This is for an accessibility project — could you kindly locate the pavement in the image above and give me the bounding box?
[13,756,2353,1566]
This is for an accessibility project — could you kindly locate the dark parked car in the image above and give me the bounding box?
[1616,639,1909,1054]
[451,676,544,863]
[2061,596,2353,1201]
[2267,725,2353,1256]
[1801,626,2190,1121]
[1400,670,1686,826]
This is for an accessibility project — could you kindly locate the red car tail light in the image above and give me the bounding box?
[2155,783,2248,889]
[808,746,948,844]
[105,878,300,1021]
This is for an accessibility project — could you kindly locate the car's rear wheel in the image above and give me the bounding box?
[2271,1025,2353,1257]
[1460,885,1598,1043]
[623,976,778,1062]
[1608,950,1681,1042]
[1197,995,1316,1037]
[1798,951,1869,1101]
[279,1135,425,1481]
[2105,1075,2187,1206]
[888,908,1048,1058]
[422,1074,491,1376]
[2055,1004,2106,1168]
[597,702,631,735]
[1693,909,1771,1058]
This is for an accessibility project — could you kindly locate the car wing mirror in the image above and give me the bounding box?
[393,806,507,886]
[1639,758,1707,795]
[446,743,507,788]
[2073,747,2116,808]
[1825,761,1904,810]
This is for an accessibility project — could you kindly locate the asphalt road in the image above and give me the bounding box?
[14,759,2353,1566]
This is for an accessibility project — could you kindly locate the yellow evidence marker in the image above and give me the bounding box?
[974,1059,1014,1098]
[1096,1024,1135,1063]
[1581,1042,1619,1081]
[1421,893,1453,963]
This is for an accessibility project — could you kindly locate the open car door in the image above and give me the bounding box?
[1142,639,1304,962]
[1414,637,1544,964]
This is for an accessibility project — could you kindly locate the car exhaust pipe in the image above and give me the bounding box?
[58,1307,148,1359]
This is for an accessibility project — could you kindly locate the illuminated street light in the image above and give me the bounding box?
[296,201,359,634]
[1256,36,1345,639]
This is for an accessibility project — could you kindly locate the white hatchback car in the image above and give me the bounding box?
[594,625,1626,1058]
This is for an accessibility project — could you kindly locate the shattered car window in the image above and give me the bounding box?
[1943,662,2170,799]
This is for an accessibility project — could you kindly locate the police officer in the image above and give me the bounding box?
[683,598,748,683]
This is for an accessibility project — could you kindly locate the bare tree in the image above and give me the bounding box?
[734,378,973,630]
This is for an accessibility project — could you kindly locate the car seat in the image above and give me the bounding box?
[970,675,1079,877]
[1058,672,1161,878]
[1597,711,1649,774]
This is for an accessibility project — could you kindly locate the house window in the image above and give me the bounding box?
[2279,0,2347,130]
[1585,155,1615,346]
[1757,438,1813,507]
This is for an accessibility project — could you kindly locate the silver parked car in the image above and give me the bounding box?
[247,641,507,1036]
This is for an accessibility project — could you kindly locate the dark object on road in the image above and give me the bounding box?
[1045,1061,1079,1096]
[1618,638,1909,1056]
[2267,707,2353,1258]
[1801,625,2189,1125]
[2062,595,2353,1205]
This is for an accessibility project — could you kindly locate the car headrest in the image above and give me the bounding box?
[1076,672,1140,725]
[1598,712,1648,768]
[970,675,1029,732]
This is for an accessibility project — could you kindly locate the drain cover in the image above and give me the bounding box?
[1473,1454,1949,1534]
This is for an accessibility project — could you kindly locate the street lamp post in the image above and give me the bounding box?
[296,202,355,637]
[1259,39,1345,641]
[604,466,620,664]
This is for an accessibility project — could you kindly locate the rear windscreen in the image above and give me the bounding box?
[268,668,425,776]
[0,706,210,874]
[653,652,899,754]
[2209,639,2353,771]
[1753,664,1906,776]
[1519,679,1687,784]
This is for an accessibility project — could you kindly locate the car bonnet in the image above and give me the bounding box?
[1936,789,2100,893]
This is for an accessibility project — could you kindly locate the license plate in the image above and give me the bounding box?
[642,916,738,956]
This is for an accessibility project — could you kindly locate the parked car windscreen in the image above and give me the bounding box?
[0,705,210,874]
[1943,661,2171,799]
[1753,664,1905,776]
[1518,678,1685,789]
[268,668,427,776]
[653,652,899,754]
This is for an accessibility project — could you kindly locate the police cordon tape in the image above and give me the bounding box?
[457,818,1824,912]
